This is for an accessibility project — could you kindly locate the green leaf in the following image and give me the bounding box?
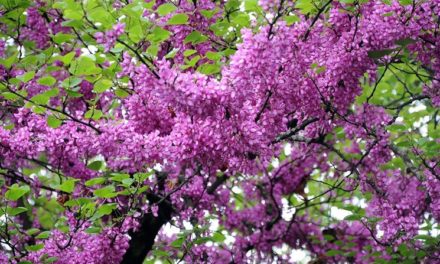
[165,48,179,59]
[210,21,229,37]
[31,93,50,105]
[170,237,185,248]
[167,13,189,25]
[84,109,103,120]
[42,256,58,264]
[7,207,28,216]
[244,0,261,11]
[284,15,300,25]
[326,249,343,257]
[184,49,197,57]
[17,71,35,83]
[61,52,76,65]
[194,237,211,244]
[121,178,134,187]
[53,33,74,44]
[398,0,412,5]
[134,172,152,182]
[414,234,433,240]
[395,140,411,148]
[344,214,362,221]
[5,184,30,201]
[183,55,201,68]
[69,56,101,76]
[156,3,177,16]
[126,20,144,43]
[387,124,407,132]
[66,90,83,98]
[1,51,19,69]
[136,186,149,194]
[31,88,59,105]
[184,31,208,45]
[295,0,315,14]
[37,76,57,86]
[205,51,222,61]
[122,2,152,17]
[62,77,82,88]
[398,244,409,256]
[146,44,159,57]
[85,177,106,187]
[225,0,240,10]
[231,13,250,27]
[85,227,102,234]
[87,160,103,171]
[35,231,51,239]
[148,27,171,43]
[110,173,130,182]
[27,228,40,236]
[94,79,113,93]
[200,9,218,19]
[25,244,44,252]
[395,38,417,47]
[88,7,113,27]
[367,49,394,59]
[115,88,130,98]
[211,232,226,242]
[197,63,221,75]
[2,92,20,101]
[64,9,83,20]
[47,115,62,128]
[44,88,59,97]
[96,203,117,216]
[153,250,170,257]
[59,179,77,193]
[94,185,117,198]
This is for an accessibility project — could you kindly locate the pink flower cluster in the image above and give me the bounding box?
[0,0,440,263]
[95,23,125,52]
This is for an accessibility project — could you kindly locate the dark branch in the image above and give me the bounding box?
[272,117,319,144]
[121,192,173,264]
[207,174,229,195]
[303,0,333,41]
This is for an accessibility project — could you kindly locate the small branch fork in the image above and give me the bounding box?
[303,0,334,41]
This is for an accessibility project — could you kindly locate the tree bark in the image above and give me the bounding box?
[121,193,173,264]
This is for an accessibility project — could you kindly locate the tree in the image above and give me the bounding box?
[0,0,439,263]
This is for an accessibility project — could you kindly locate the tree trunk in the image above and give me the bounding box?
[121,194,173,264]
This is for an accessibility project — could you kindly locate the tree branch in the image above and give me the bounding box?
[121,192,173,264]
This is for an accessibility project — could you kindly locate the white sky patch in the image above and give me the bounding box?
[330,206,351,220]
[81,45,98,55]
[290,249,312,263]
[224,231,236,245]
[352,197,367,208]
[153,163,163,171]
[273,245,311,263]
[418,217,440,237]
[281,198,295,221]
[408,103,426,114]
[284,143,292,156]
[231,186,243,194]
[271,158,280,168]
[18,45,26,58]
[407,101,430,137]
[163,222,180,235]
[376,228,384,239]
[414,116,430,137]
